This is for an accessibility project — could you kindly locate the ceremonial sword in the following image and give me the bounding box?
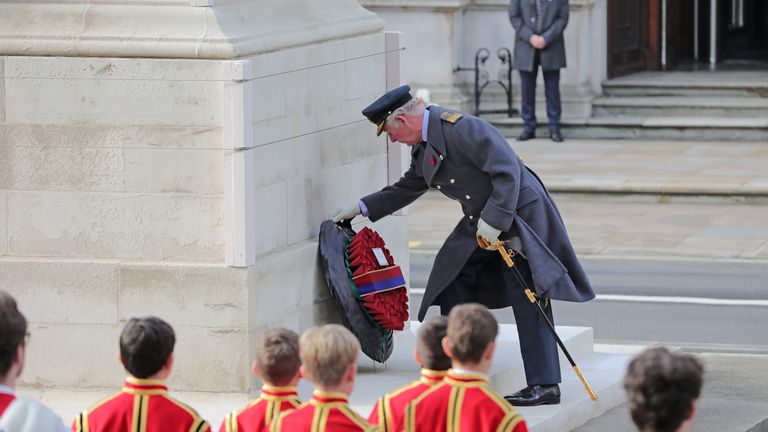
[477,237,598,401]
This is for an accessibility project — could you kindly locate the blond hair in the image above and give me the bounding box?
[299,324,360,387]
[446,303,498,364]
[256,328,301,386]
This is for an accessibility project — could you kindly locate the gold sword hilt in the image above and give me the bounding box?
[476,237,516,268]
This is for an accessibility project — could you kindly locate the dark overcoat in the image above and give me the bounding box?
[509,0,569,72]
[361,106,594,321]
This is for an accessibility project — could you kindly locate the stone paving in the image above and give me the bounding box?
[407,139,768,261]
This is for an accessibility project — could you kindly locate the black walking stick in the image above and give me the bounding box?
[477,237,598,401]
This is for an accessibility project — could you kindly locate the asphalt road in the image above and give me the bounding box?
[409,253,768,353]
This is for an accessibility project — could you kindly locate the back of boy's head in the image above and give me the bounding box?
[417,316,451,370]
[299,324,359,388]
[256,328,301,386]
[0,291,27,379]
[624,347,703,432]
[446,303,498,364]
[120,317,175,379]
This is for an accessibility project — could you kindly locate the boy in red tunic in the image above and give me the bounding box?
[271,324,377,432]
[72,317,211,432]
[220,328,302,432]
[368,316,450,432]
[403,304,528,432]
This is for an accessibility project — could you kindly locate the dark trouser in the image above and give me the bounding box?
[518,50,562,133]
[437,247,562,386]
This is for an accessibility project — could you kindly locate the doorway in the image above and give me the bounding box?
[667,0,768,69]
[608,0,768,77]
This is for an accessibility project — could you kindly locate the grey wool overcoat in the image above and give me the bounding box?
[361,106,594,321]
[509,0,569,72]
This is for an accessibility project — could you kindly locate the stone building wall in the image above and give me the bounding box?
[359,0,607,118]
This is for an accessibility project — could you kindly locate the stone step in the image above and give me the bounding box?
[490,116,768,142]
[592,96,768,118]
[18,324,630,431]
[602,71,768,98]
[602,82,768,98]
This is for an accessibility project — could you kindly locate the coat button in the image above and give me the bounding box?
[436,185,442,190]
[450,178,456,184]
[439,155,444,160]
[465,194,471,200]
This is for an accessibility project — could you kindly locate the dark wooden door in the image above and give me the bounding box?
[608,0,649,77]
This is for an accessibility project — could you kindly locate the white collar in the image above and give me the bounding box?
[451,367,487,377]
[0,385,15,396]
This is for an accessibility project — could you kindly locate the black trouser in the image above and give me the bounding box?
[518,50,562,133]
[438,247,562,385]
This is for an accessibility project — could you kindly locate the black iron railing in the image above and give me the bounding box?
[454,47,518,117]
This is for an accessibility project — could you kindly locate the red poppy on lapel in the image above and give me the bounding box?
[431,154,436,166]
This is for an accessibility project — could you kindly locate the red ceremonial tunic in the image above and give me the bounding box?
[219,385,301,432]
[0,392,15,416]
[72,377,211,432]
[368,369,445,432]
[270,390,378,432]
[402,370,527,432]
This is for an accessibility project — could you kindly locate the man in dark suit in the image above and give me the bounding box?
[509,0,569,142]
[332,86,594,406]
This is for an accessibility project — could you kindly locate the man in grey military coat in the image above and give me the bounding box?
[509,0,569,142]
[332,85,594,406]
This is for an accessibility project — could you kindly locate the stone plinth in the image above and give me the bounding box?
[0,1,409,394]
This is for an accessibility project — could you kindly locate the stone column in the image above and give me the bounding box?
[0,0,406,395]
[359,0,472,110]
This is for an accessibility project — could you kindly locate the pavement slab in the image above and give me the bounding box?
[510,139,768,197]
[408,192,768,262]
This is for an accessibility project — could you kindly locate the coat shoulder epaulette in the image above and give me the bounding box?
[440,111,463,124]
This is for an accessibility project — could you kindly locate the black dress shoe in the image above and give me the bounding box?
[504,384,561,406]
[517,130,536,141]
[550,130,564,142]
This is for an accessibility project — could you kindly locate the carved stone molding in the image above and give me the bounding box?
[0,0,384,59]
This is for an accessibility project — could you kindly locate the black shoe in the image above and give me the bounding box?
[550,130,563,142]
[517,130,536,141]
[504,384,561,406]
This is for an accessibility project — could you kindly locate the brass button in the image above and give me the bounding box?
[439,155,444,160]
[436,185,442,190]
[465,194,471,200]
[450,178,455,184]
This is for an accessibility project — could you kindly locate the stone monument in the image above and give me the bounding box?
[0,0,409,395]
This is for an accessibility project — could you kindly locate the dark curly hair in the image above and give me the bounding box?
[624,347,703,432]
[0,291,27,378]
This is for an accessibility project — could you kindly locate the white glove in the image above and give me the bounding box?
[476,218,501,245]
[332,202,362,222]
